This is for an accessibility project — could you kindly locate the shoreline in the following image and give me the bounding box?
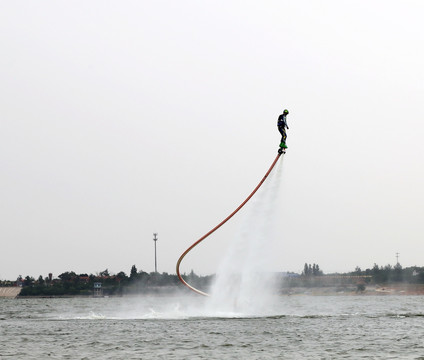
[3,283,424,299]
[281,283,424,296]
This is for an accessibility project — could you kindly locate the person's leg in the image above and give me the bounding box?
[280,128,287,148]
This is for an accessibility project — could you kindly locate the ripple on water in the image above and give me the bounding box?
[1,296,424,359]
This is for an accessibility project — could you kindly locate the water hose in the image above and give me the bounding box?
[176,152,283,296]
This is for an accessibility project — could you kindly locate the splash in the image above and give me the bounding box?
[206,159,285,316]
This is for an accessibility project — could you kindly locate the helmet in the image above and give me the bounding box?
[283,109,289,115]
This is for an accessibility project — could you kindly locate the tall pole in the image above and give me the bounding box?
[396,252,399,265]
[153,233,158,273]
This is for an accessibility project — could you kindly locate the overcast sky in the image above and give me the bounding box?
[1,1,424,280]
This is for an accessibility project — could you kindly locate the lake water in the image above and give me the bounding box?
[1,295,424,359]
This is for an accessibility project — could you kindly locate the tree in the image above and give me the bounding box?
[58,271,77,282]
[130,265,138,280]
[393,263,403,282]
[312,264,322,276]
[24,276,34,286]
[303,263,309,276]
[116,271,128,281]
[37,275,44,285]
[99,269,110,277]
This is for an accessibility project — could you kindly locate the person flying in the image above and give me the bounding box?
[277,109,289,149]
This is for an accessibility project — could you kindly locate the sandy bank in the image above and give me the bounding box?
[0,287,22,298]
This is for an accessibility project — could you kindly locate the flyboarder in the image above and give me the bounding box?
[277,109,289,154]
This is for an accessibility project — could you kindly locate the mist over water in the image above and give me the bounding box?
[205,158,285,316]
[3,296,424,359]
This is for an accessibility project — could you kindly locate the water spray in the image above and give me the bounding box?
[176,152,283,296]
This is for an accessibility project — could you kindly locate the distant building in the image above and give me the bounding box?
[93,282,103,297]
[79,276,90,283]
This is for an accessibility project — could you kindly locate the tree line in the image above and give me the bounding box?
[3,262,424,296]
[283,263,424,289]
[14,265,214,297]
[295,262,424,284]
[348,263,424,284]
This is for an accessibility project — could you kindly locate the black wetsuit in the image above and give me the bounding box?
[277,113,289,145]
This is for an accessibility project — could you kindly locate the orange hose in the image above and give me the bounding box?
[176,152,282,296]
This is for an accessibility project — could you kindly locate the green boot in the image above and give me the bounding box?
[280,142,288,149]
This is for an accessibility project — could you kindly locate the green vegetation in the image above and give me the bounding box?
[283,263,424,291]
[348,263,424,284]
[11,265,213,297]
[3,262,424,297]
[302,263,323,276]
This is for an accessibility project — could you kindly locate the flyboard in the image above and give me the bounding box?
[176,145,285,296]
[278,142,288,154]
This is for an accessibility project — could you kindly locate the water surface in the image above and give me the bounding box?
[1,295,423,359]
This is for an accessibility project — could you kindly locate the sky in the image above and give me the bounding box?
[1,1,424,280]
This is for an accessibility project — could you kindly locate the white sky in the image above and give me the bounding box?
[1,1,424,280]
